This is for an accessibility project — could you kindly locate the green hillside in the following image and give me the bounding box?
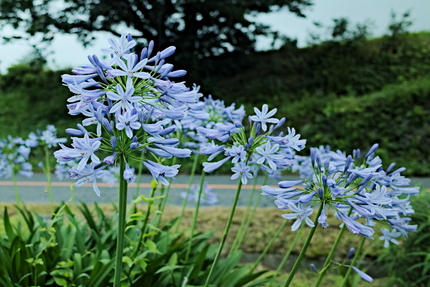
[1,32,429,175]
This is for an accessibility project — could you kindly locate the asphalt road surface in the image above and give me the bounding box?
[1,173,428,207]
[0,173,291,208]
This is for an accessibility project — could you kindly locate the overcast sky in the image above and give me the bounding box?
[0,0,429,72]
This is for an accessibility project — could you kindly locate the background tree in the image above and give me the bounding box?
[0,0,312,75]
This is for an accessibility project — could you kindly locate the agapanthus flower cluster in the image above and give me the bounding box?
[0,136,33,178]
[180,182,218,205]
[198,104,306,184]
[263,144,418,246]
[172,95,246,151]
[28,125,67,149]
[54,33,200,195]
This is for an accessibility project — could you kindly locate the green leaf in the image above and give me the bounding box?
[53,277,68,286]
[3,207,16,241]
[145,240,161,254]
[87,258,115,287]
[155,265,183,274]
[167,252,178,266]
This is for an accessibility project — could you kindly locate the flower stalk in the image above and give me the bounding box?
[283,202,324,287]
[230,176,258,254]
[270,223,305,287]
[114,156,128,287]
[176,153,200,232]
[203,180,243,287]
[249,218,288,274]
[340,236,366,287]
[185,171,206,262]
[314,210,350,287]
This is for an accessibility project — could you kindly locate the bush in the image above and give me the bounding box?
[0,63,76,138]
[283,75,430,176]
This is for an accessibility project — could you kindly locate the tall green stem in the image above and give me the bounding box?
[185,171,205,262]
[249,219,288,274]
[232,174,268,253]
[340,236,366,287]
[203,180,243,287]
[114,156,128,287]
[230,176,258,254]
[44,146,53,212]
[176,154,199,232]
[314,208,352,287]
[282,203,324,287]
[133,185,157,259]
[12,172,22,206]
[314,223,347,286]
[270,224,305,287]
[133,151,145,213]
[152,157,177,228]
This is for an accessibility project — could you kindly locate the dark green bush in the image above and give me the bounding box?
[0,63,75,138]
[283,75,430,176]
[199,32,430,107]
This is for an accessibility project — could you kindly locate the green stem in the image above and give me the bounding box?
[114,156,128,287]
[282,203,324,287]
[203,180,243,287]
[176,154,199,232]
[230,176,258,254]
[314,222,347,287]
[133,185,157,259]
[340,236,366,287]
[185,171,205,263]
[271,223,305,287]
[155,157,177,226]
[249,219,288,274]
[44,146,53,212]
[12,172,22,206]
[133,151,145,213]
[314,208,352,287]
[159,157,177,213]
[232,174,268,253]
[70,183,76,210]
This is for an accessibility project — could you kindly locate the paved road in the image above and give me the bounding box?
[0,173,289,208]
[1,173,428,207]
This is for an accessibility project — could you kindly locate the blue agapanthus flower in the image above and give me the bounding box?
[54,33,200,195]
[180,182,218,205]
[263,144,419,245]
[198,104,306,183]
[0,136,34,178]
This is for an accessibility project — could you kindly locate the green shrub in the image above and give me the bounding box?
[282,75,430,175]
[0,203,270,286]
[0,63,76,138]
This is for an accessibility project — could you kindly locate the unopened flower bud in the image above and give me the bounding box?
[159,126,176,136]
[102,118,114,135]
[130,136,139,150]
[365,143,379,159]
[310,264,318,273]
[273,117,286,130]
[111,136,117,151]
[104,153,117,165]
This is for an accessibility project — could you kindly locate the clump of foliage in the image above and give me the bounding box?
[0,57,73,138]
[0,203,270,286]
[285,75,430,175]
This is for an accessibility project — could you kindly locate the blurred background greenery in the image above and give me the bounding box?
[0,0,429,176]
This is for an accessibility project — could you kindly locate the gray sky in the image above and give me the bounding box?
[0,0,429,72]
